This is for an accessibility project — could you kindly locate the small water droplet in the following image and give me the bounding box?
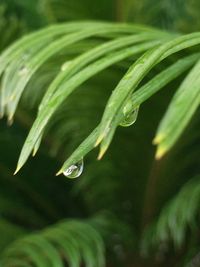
[18,65,28,76]
[120,106,139,127]
[63,158,84,178]
[61,61,71,71]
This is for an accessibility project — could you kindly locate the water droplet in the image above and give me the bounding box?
[61,61,72,71]
[18,65,28,76]
[120,106,139,127]
[63,158,84,178]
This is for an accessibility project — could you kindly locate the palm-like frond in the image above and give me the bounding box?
[0,213,134,267]
[0,21,199,177]
[141,176,200,258]
[0,217,105,267]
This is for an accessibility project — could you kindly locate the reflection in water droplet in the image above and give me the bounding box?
[63,158,84,178]
[120,106,139,127]
[18,65,28,76]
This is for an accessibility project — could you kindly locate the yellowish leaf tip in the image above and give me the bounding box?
[97,146,107,160]
[56,169,63,176]
[155,146,166,160]
[14,165,21,175]
[94,134,104,147]
[32,147,38,157]
[153,133,165,145]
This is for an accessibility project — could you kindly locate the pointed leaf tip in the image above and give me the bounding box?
[32,148,38,157]
[153,133,165,145]
[94,135,104,147]
[56,169,63,176]
[14,165,21,175]
[97,147,107,160]
[94,127,110,147]
[155,146,166,160]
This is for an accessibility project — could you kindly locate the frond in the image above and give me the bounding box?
[0,21,199,178]
[141,176,200,255]
[0,213,134,267]
[0,217,105,267]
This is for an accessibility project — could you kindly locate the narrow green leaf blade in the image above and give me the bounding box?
[96,33,200,146]
[15,40,159,173]
[155,58,200,158]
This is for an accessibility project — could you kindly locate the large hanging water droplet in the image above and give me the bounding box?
[120,106,139,127]
[63,158,84,178]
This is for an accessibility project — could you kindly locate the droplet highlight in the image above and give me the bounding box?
[120,106,139,127]
[63,158,84,178]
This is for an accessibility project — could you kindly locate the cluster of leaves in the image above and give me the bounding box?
[1,1,200,267]
[142,176,200,255]
[0,21,199,176]
[0,217,105,267]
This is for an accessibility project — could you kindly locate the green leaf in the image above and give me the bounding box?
[155,58,200,158]
[43,227,81,267]
[33,32,164,154]
[130,53,200,107]
[1,218,105,267]
[15,40,160,173]
[142,176,200,250]
[38,32,164,113]
[98,52,200,158]
[1,22,157,119]
[0,22,100,116]
[96,32,200,148]
[56,127,99,175]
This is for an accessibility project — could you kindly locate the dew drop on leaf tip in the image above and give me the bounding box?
[63,158,84,178]
[120,106,139,127]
